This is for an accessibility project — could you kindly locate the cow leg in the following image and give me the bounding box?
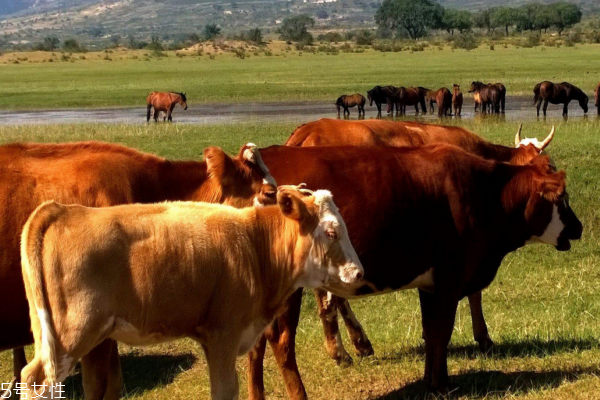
[247,335,268,400]
[264,289,307,400]
[468,292,493,351]
[337,298,374,357]
[419,289,459,392]
[204,339,239,400]
[1,348,28,399]
[81,339,122,400]
[314,289,353,365]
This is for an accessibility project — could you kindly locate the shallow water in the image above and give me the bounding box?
[0,96,594,126]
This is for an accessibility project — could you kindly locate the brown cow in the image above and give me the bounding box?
[335,93,366,117]
[249,145,582,397]
[534,81,589,117]
[146,91,188,122]
[0,141,277,399]
[594,82,600,115]
[284,118,556,363]
[19,186,363,400]
[453,84,463,117]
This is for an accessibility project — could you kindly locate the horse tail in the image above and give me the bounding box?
[533,83,541,105]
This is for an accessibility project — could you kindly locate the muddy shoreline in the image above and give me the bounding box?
[0,96,592,126]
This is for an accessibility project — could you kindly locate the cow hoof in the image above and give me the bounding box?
[477,338,495,353]
[2,378,16,399]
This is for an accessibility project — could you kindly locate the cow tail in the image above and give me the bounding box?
[533,83,541,105]
[21,201,65,385]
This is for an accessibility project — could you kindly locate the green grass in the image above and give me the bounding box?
[0,118,599,399]
[1,45,600,110]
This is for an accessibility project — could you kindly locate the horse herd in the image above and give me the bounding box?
[333,80,600,118]
[0,116,587,400]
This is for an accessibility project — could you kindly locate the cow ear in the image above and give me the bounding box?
[277,188,307,221]
[204,146,235,183]
[540,170,566,202]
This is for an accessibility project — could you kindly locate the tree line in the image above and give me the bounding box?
[375,0,582,40]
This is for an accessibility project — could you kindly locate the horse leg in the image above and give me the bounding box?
[543,100,549,117]
[563,101,570,117]
[146,105,152,122]
[153,109,159,122]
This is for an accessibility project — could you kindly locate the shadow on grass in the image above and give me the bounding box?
[62,353,197,399]
[378,337,599,362]
[375,368,599,399]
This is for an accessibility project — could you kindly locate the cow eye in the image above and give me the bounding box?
[326,228,338,241]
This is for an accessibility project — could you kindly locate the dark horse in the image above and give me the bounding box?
[469,82,504,114]
[367,85,397,115]
[594,81,600,115]
[534,81,589,117]
[146,91,188,122]
[393,86,428,115]
[429,87,452,117]
[336,93,366,117]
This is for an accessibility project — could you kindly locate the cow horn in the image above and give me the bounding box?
[540,126,555,150]
[515,124,523,145]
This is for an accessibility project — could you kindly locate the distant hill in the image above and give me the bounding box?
[0,0,597,49]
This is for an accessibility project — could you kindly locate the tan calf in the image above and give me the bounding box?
[20,186,363,400]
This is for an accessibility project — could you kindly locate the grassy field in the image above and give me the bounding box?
[1,44,600,110]
[0,117,599,400]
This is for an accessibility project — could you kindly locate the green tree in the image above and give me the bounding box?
[62,38,85,52]
[204,24,222,40]
[491,7,518,37]
[443,8,472,35]
[535,5,553,33]
[43,36,60,51]
[245,28,263,44]
[549,2,582,36]
[277,15,315,43]
[516,3,542,32]
[375,0,444,40]
[473,9,492,33]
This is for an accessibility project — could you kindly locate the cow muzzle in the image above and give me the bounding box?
[338,262,364,285]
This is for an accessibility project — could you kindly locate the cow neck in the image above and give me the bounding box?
[493,163,540,249]
[471,140,516,163]
[157,160,223,203]
[252,206,308,318]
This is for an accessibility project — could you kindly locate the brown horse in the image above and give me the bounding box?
[425,90,437,113]
[336,93,366,116]
[146,91,188,122]
[453,84,463,117]
[534,81,589,117]
[394,86,428,115]
[469,82,502,114]
[435,87,452,117]
[367,85,397,115]
[594,82,600,115]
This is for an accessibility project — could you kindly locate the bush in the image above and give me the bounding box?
[565,29,583,46]
[233,47,246,59]
[523,32,541,48]
[453,32,478,50]
[354,29,375,45]
[316,32,343,43]
[146,36,164,51]
[587,30,600,44]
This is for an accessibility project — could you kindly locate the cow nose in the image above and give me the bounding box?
[355,270,364,280]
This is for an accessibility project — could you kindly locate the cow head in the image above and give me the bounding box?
[514,124,555,154]
[204,143,277,208]
[277,184,363,290]
[524,157,582,251]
